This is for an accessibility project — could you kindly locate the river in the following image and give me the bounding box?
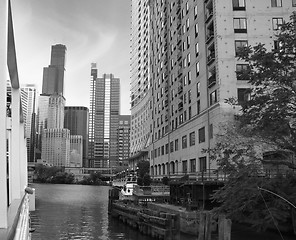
[30,183,294,240]
[30,183,195,240]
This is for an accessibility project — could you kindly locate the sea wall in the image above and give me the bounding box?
[147,203,204,235]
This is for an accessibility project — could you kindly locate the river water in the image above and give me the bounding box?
[30,184,195,240]
[30,183,294,240]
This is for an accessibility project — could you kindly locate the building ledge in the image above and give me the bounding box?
[0,196,23,240]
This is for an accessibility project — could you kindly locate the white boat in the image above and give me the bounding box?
[119,182,138,201]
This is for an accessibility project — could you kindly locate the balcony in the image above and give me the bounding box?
[178,69,182,77]
[206,33,214,44]
[205,11,213,23]
[207,52,215,65]
[178,85,183,94]
[177,52,182,61]
[178,102,183,111]
[164,99,168,107]
[208,75,216,88]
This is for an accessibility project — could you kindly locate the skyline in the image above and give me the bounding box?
[12,0,131,115]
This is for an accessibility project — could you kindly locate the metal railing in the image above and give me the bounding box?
[6,193,30,240]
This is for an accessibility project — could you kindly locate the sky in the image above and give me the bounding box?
[12,0,131,115]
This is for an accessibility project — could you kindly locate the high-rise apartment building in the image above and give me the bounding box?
[21,84,38,162]
[130,0,295,178]
[88,65,120,169]
[42,44,66,96]
[64,106,89,167]
[130,0,152,165]
[118,115,131,165]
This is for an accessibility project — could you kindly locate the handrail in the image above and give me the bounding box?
[7,193,28,240]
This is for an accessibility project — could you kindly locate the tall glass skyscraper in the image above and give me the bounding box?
[21,84,38,162]
[42,44,66,96]
[88,64,120,169]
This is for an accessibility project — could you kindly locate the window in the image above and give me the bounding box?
[196,62,200,77]
[197,100,200,114]
[183,58,187,67]
[232,0,246,10]
[237,88,251,105]
[195,42,199,56]
[187,53,191,66]
[183,41,186,51]
[199,157,207,172]
[208,67,216,87]
[184,75,187,86]
[165,143,169,154]
[195,23,199,37]
[190,159,196,173]
[233,18,247,33]
[188,89,192,103]
[182,135,187,149]
[271,0,282,7]
[235,40,248,56]
[236,64,250,80]
[187,35,190,48]
[197,82,200,97]
[188,71,192,85]
[186,18,190,30]
[189,106,192,119]
[170,141,174,152]
[182,160,188,173]
[189,131,195,146]
[272,18,283,30]
[194,5,198,18]
[198,127,205,143]
[161,146,164,155]
[210,90,217,105]
[293,0,296,7]
[175,139,179,151]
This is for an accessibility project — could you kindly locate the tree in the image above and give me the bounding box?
[137,160,150,178]
[210,15,296,231]
[235,14,296,155]
[206,124,296,232]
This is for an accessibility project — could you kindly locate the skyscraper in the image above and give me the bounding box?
[64,106,89,167]
[130,0,296,178]
[21,84,38,162]
[39,44,70,166]
[88,65,120,169]
[42,44,66,96]
[130,0,151,161]
[118,115,131,166]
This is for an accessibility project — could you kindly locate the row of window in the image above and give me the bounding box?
[152,125,213,159]
[151,156,207,176]
[234,17,284,32]
[232,0,296,9]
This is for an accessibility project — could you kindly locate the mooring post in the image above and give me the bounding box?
[174,213,181,240]
[198,212,206,240]
[218,215,231,240]
[205,212,212,240]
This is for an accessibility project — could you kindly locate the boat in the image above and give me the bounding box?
[119,182,138,201]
